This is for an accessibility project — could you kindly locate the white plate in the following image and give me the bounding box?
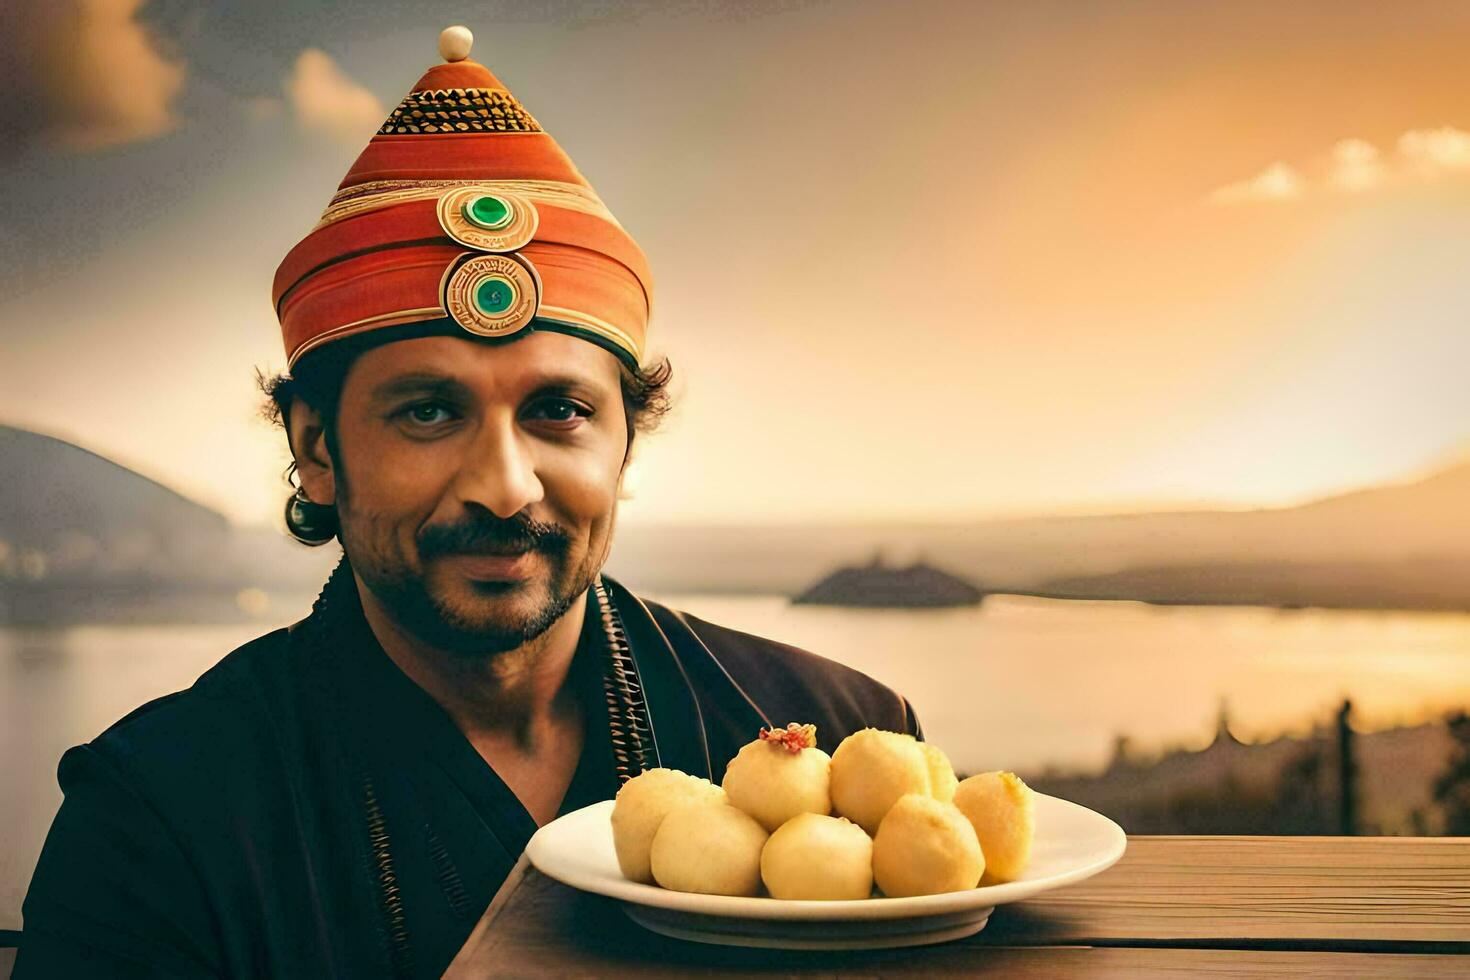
[525,794,1126,949]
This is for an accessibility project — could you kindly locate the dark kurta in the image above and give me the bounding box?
[15,563,922,978]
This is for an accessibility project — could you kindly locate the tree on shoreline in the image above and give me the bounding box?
[1433,711,1470,835]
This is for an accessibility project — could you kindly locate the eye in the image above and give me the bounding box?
[397,400,457,426]
[526,397,594,425]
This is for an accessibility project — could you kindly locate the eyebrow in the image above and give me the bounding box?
[368,374,475,405]
[531,374,612,399]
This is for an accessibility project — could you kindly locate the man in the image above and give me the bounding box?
[17,27,924,978]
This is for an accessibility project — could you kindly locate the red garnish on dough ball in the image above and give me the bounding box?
[758,722,817,754]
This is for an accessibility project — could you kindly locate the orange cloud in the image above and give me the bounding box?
[1397,126,1470,176]
[284,49,384,146]
[0,0,186,153]
[1212,126,1470,204]
[1327,138,1385,193]
[1208,162,1304,206]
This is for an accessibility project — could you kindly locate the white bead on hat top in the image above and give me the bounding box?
[438,25,474,63]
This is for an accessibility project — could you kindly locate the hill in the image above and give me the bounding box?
[0,424,337,623]
[607,456,1470,607]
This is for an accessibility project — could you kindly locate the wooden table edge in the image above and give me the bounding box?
[443,853,532,978]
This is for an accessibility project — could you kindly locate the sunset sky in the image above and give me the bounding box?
[3,0,1470,527]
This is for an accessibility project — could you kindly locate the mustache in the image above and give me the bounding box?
[418,511,572,560]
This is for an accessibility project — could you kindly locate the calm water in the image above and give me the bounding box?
[6,595,1470,927]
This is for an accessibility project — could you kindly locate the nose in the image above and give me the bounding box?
[452,411,545,518]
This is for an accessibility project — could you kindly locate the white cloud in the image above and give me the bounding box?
[284,49,384,146]
[1,0,186,153]
[1210,125,1470,205]
[1327,138,1384,193]
[1397,126,1470,176]
[1208,162,1304,206]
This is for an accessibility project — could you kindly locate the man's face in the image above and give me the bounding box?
[322,331,628,656]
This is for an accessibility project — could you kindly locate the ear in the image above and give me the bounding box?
[286,397,338,506]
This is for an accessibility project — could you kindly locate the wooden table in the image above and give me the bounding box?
[446,837,1470,977]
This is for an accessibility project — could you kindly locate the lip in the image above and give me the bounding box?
[444,550,538,581]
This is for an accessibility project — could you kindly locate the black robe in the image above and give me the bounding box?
[15,559,922,978]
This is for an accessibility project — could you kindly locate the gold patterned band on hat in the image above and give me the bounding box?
[378,87,541,135]
[316,178,621,229]
[536,304,640,356]
[287,306,448,368]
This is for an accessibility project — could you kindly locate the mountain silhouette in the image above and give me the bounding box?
[1,423,227,551]
[0,424,336,623]
[608,453,1470,607]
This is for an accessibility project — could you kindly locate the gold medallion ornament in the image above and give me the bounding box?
[443,252,541,337]
[436,186,539,252]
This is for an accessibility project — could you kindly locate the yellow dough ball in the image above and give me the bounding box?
[722,723,832,832]
[650,802,768,896]
[829,728,932,835]
[953,771,1036,883]
[610,768,725,884]
[760,813,873,900]
[871,794,984,897]
[921,742,958,803]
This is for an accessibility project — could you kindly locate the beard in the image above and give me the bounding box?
[344,505,603,658]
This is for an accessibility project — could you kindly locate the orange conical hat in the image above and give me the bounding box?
[272,26,652,370]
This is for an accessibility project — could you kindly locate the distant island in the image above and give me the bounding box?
[792,555,985,608]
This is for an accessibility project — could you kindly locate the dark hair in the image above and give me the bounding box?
[258,332,674,489]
